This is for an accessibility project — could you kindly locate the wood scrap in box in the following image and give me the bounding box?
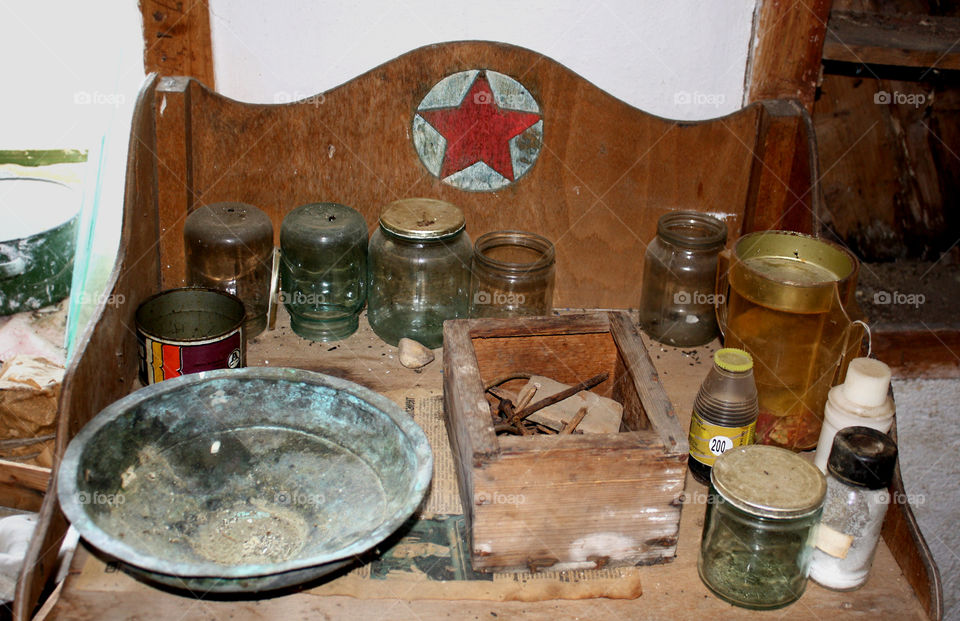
[485,371,623,436]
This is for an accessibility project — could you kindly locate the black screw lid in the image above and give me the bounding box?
[827,426,898,490]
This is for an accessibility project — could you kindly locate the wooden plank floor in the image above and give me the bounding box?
[48,310,929,620]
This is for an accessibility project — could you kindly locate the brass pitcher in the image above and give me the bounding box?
[716,231,864,451]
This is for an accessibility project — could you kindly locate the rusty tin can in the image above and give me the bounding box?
[136,288,245,385]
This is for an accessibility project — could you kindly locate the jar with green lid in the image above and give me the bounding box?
[367,198,472,348]
[469,230,555,318]
[698,444,826,610]
[688,348,758,485]
[638,210,727,347]
[280,202,368,341]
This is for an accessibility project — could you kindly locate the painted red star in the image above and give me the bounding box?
[419,74,541,181]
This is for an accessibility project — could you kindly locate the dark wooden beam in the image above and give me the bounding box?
[139,0,215,88]
[823,10,960,71]
[747,0,832,112]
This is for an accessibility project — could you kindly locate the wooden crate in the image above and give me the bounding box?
[443,312,687,572]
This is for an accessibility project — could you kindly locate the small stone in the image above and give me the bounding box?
[398,338,435,369]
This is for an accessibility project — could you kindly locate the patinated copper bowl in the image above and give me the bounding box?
[58,368,432,593]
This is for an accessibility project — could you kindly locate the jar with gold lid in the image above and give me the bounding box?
[367,198,472,348]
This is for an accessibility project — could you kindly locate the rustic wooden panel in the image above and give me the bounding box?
[150,41,819,308]
[471,443,685,571]
[747,0,832,111]
[823,10,960,70]
[13,75,162,621]
[0,461,48,513]
[140,0,214,88]
[471,332,618,398]
[744,101,818,234]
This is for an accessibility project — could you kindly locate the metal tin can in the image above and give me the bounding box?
[136,288,245,385]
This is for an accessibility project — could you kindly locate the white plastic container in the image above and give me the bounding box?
[813,357,895,472]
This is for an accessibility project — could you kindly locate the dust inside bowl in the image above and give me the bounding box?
[58,369,432,592]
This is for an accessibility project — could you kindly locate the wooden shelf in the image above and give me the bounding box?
[47,311,931,620]
[823,10,960,71]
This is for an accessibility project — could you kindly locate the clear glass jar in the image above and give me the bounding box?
[183,202,274,337]
[699,445,825,610]
[280,202,368,341]
[638,211,727,347]
[469,230,555,318]
[687,348,758,485]
[367,198,472,348]
[810,426,897,590]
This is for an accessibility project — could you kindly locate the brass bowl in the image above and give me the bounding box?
[57,368,432,593]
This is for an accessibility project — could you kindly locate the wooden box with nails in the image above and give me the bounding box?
[442,311,688,573]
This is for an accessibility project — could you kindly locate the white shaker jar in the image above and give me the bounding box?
[813,357,894,473]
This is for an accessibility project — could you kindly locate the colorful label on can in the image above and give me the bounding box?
[137,327,243,385]
[688,410,756,468]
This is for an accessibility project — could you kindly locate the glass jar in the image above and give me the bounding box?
[638,211,727,347]
[280,202,368,341]
[699,444,826,610]
[367,198,472,348]
[810,426,897,590]
[687,348,758,485]
[183,202,274,337]
[469,230,555,318]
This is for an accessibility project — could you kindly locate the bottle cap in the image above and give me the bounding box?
[827,426,898,490]
[712,445,825,519]
[379,198,465,240]
[841,357,891,408]
[714,348,753,373]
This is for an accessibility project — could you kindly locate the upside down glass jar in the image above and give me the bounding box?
[698,444,826,610]
[183,202,274,337]
[367,198,472,348]
[638,211,727,347]
[280,202,368,341]
[469,230,555,318]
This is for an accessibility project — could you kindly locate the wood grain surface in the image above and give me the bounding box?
[151,41,818,308]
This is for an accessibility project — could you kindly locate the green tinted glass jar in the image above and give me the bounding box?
[699,444,826,610]
[469,230,555,318]
[280,202,367,341]
[367,198,472,348]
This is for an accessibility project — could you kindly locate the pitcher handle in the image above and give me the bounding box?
[715,248,732,339]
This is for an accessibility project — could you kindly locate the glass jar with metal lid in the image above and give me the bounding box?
[698,444,826,610]
[638,210,727,347]
[469,230,555,318]
[367,198,472,348]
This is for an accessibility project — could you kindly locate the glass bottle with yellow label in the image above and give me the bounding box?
[688,348,758,485]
